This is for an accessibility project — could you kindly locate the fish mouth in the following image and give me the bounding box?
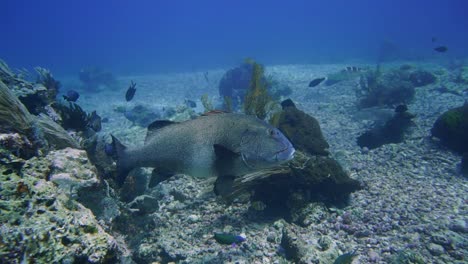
[275,145,295,162]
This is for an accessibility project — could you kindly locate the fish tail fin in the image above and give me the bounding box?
[111,135,132,186]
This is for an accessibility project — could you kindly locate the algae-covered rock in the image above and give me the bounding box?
[0,166,119,263]
[272,105,329,156]
[46,148,99,193]
[431,103,468,154]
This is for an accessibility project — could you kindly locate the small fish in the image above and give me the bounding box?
[125,81,137,101]
[434,46,448,53]
[281,99,296,109]
[309,77,326,87]
[395,104,408,113]
[214,233,246,245]
[344,66,362,73]
[87,111,102,132]
[185,99,197,108]
[104,143,114,156]
[333,250,358,264]
[63,90,80,102]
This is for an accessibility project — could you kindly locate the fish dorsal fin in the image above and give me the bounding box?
[145,120,176,144]
[202,110,227,116]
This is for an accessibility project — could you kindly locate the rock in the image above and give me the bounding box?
[427,243,445,256]
[449,219,467,234]
[281,225,310,263]
[46,148,99,193]
[128,195,159,214]
[431,103,468,154]
[357,110,415,149]
[409,70,436,87]
[271,106,329,156]
[187,214,200,223]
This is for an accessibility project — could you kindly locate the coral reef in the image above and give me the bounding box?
[431,103,468,154]
[0,80,35,135]
[52,102,102,133]
[0,148,120,263]
[36,114,80,149]
[218,62,255,109]
[78,66,117,91]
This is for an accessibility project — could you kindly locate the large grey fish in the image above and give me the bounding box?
[111,112,295,188]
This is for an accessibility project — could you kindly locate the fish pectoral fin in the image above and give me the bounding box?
[214,174,235,197]
[213,144,239,159]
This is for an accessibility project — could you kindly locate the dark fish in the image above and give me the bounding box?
[63,90,80,102]
[214,233,245,245]
[309,77,326,87]
[281,99,296,109]
[185,99,197,108]
[434,46,448,53]
[104,143,114,156]
[87,111,102,132]
[395,104,408,113]
[333,250,358,264]
[344,66,362,73]
[111,113,295,186]
[125,81,137,101]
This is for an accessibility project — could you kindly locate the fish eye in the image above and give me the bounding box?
[268,128,276,136]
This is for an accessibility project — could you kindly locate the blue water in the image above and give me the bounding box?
[2,0,468,75]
